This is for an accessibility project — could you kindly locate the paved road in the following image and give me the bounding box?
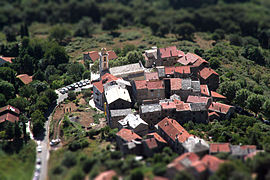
[36,84,92,180]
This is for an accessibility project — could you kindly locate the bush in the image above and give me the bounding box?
[62,152,77,168]
[83,158,95,173]
[153,163,166,176]
[53,165,63,175]
[68,91,76,101]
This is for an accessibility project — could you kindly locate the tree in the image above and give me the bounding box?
[0,67,16,83]
[68,91,76,101]
[49,25,71,44]
[262,99,270,118]
[0,94,6,107]
[3,26,17,42]
[44,42,69,67]
[75,17,95,37]
[102,14,119,31]
[126,51,144,64]
[33,69,45,81]
[174,171,194,180]
[31,110,46,136]
[82,70,91,80]
[8,97,29,112]
[67,63,85,81]
[173,23,195,40]
[153,163,166,176]
[130,169,143,180]
[44,89,58,104]
[0,80,15,100]
[242,45,265,65]
[208,57,221,69]
[234,89,251,108]
[218,81,241,102]
[19,85,37,99]
[246,94,265,115]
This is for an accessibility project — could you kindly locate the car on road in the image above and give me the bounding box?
[59,89,65,94]
[36,158,41,165]
[82,82,86,86]
[79,83,83,87]
[75,84,79,88]
[37,146,42,153]
[35,164,41,172]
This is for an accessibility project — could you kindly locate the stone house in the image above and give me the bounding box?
[116,128,142,155]
[139,104,162,128]
[209,143,231,155]
[107,109,133,129]
[200,85,211,97]
[187,95,212,109]
[118,114,148,136]
[16,74,33,85]
[182,136,209,156]
[199,67,219,91]
[208,102,235,120]
[0,105,20,130]
[156,117,191,153]
[109,62,144,80]
[134,80,165,104]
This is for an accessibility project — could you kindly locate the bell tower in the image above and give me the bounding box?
[99,48,109,76]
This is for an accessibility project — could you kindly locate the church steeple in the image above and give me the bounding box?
[99,48,109,75]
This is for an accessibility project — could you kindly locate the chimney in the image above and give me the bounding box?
[171,119,173,123]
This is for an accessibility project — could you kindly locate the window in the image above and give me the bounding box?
[103,57,107,62]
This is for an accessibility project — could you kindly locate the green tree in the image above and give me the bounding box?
[49,25,71,44]
[130,169,143,180]
[75,17,95,37]
[33,69,45,81]
[44,42,69,67]
[31,110,45,136]
[68,91,76,101]
[242,45,265,65]
[246,94,265,115]
[218,81,241,102]
[262,99,270,118]
[126,51,144,64]
[8,97,29,112]
[82,70,91,80]
[19,85,37,99]
[102,14,119,31]
[0,80,15,100]
[0,94,6,107]
[0,67,16,83]
[174,171,194,180]
[67,63,85,81]
[173,23,195,40]
[234,89,251,108]
[44,89,58,104]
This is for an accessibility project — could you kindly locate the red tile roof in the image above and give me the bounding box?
[208,112,220,118]
[209,143,231,153]
[187,95,210,104]
[116,128,142,142]
[94,170,117,180]
[176,102,191,111]
[177,50,185,57]
[145,72,159,81]
[135,80,164,90]
[165,66,175,75]
[201,155,224,172]
[200,85,210,96]
[147,132,167,144]
[16,74,33,84]
[0,105,20,115]
[158,117,190,143]
[0,113,19,123]
[199,67,218,80]
[0,57,15,63]
[209,102,233,114]
[160,101,176,109]
[168,152,200,171]
[170,78,182,90]
[93,81,104,93]
[144,138,158,149]
[175,66,191,74]
[84,50,117,62]
[191,161,207,173]
[159,46,178,59]
[192,57,208,67]
[244,150,263,161]
[93,73,120,93]
[241,145,256,150]
[177,53,199,65]
[211,91,226,99]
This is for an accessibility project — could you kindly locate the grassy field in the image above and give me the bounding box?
[0,140,36,180]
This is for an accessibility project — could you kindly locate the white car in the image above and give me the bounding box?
[37,146,42,153]
[36,158,41,164]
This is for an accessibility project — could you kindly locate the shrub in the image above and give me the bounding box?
[62,152,77,168]
[68,91,76,101]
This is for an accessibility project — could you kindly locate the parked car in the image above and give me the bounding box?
[37,146,42,153]
[75,85,79,88]
[82,82,86,86]
[36,158,41,165]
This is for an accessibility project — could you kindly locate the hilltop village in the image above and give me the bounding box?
[87,46,259,179]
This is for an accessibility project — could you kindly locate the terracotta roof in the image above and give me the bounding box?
[93,73,120,93]
[177,53,199,65]
[201,155,224,172]
[176,102,191,111]
[94,170,117,180]
[187,95,210,104]
[209,143,231,153]
[144,138,158,149]
[159,46,178,59]
[209,102,233,114]
[147,132,167,144]
[93,81,104,93]
[208,112,220,118]
[0,57,15,63]
[170,78,182,90]
[244,150,263,161]
[84,50,117,62]
[191,161,207,173]
[241,145,256,150]
[168,152,200,171]
[116,128,142,142]
[0,105,20,115]
[177,50,185,57]
[199,67,218,80]
[135,80,164,90]
[0,113,19,123]
[16,74,33,85]
[200,85,210,96]
[192,57,208,67]
[165,66,175,75]
[158,117,190,143]
[145,72,159,81]
[211,91,226,99]
[175,66,191,74]
[160,101,176,109]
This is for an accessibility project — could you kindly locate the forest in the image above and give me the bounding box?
[0,0,270,179]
